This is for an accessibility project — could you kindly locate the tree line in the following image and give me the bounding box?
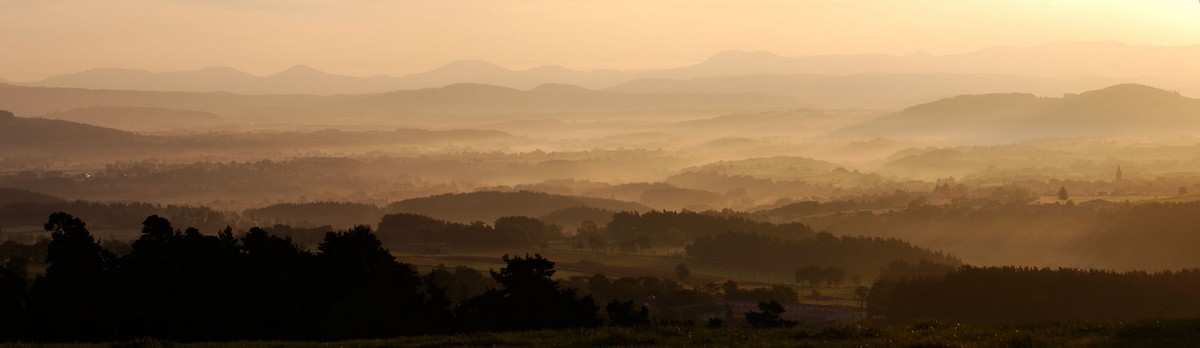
[686,232,961,281]
[375,213,562,250]
[868,266,1200,323]
[0,213,598,341]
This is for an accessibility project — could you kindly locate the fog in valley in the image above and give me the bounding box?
[4,1,1200,343]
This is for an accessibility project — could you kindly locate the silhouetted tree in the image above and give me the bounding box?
[854,286,870,309]
[605,300,649,326]
[796,265,823,287]
[29,212,117,340]
[0,266,26,339]
[675,264,691,283]
[114,215,240,340]
[1057,186,1070,201]
[821,266,845,287]
[455,254,599,331]
[745,301,797,328]
[316,225,448,338]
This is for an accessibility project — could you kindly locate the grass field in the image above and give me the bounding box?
[9,320,1200,347]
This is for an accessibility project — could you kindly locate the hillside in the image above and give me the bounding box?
[608,73,1117,109]
[0,188,65,206]
[0,110,151,154]
[242,202,384,229]
[35,106,223,132]
[386,191,650,223]
[836,84,1200,142]
[683,156,847,179]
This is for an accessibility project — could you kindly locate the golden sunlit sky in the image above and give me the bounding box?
[2,0,1199,81]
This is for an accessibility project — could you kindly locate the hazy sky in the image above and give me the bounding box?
[2,0,1199,81]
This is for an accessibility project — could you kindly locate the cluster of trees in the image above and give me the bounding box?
[385,191,647,225]
[0,200,231,232]
[561,274,713,311]
[758,189,935,220]
[1079,201,1200,270]
[869,266,1200,323]
[375,213,562,250]
[876,260,958,281]
[794,265,847,288]
[790,200,1200,271]
[242,202,384,230]
[719,281,799,305]
[687,232,960,281]
[745,301,798,328]
[0,213,607,341]
[558,274,802,322]
[599,210,816,247]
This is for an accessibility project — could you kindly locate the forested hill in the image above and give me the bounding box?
[0,188,64,206]
[0,109,151,154]
[837,84,1200,142]
[386,191,649,223]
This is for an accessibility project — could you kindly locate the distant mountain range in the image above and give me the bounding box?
[5,82,1196,145]
[27,62,637,95]
[608,73,1121,109]
[0,82,802,125]
[837,84,1200,142]
[0,108,517,157]
[14,41,1200,104]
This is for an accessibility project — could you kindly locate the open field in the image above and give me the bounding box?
[8,319,1200,347]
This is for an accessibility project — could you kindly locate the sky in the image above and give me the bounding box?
[2,0,1199,81]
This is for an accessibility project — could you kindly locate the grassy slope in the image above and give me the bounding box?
[11,320,1200,347]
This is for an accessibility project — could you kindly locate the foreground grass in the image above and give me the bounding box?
[6,320,1200,347]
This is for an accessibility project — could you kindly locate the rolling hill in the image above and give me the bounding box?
[0,82,802,124]
[836,84,1200,142]
[385,191,650,224]
[35,106,223,132]
[608,73,1118,109]
[0,109,152,154]
[0,188,65,206]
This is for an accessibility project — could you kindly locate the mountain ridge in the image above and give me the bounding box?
[18,41,1200,97]
[836,84,1200,142]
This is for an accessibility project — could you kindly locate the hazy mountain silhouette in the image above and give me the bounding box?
[609,73,1120,109]
[0,108,516,158]
[838,84,1200,142]
[34,106,223,132]
[0,82,801,124]
[394,60,633,90]
[662,42,1200,81]
[21,41,1200,97]
[36,67,258,92]
[24,62,635,95]
[329,83,801,117]
[386,191,649,224]
[33,65,405,95]
[0,82,328,118]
